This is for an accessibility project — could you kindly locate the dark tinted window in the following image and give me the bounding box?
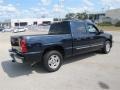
[20,22,28,26]
[71,22,86,33]
[15,23,19,26]
[49,22,70,35]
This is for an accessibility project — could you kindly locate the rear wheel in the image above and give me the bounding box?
[102,41,111,54]
[43,50,63,72]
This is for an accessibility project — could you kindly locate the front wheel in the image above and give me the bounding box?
[102,41,111,54]
[43,50,63,72]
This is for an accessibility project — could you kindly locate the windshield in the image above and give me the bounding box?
[48,22,70,35]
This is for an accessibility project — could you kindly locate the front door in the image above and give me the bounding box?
[85,23,105,51]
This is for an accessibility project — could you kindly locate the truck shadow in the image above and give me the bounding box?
[1,61,47,78]
[1,52,97,78]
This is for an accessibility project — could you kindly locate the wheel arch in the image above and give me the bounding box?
[42,45,65,59]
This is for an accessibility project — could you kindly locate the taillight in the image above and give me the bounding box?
[20,39,27,53]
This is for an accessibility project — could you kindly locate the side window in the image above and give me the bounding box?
[71,22,86,34]
[87,24,98,33]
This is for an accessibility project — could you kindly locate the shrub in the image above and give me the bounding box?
[115,21,120,27]
[98,22,112,26]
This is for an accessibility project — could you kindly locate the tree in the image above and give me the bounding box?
[65,12,88,20]
[76,12,88,20]
[89,14,96,20]
[65,13,76,20]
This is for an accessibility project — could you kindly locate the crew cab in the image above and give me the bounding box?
[9,20,113,72]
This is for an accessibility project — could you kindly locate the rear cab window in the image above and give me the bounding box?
[48,21,70,35]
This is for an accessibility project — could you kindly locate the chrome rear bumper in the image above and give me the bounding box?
[9,49,23,63]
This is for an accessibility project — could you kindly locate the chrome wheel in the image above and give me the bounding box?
[48,55,60,69]
[43,50,63,72]
[106,42,110,52]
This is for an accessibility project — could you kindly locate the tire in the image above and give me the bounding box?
[43,50,63,72]
[102,41,111,54]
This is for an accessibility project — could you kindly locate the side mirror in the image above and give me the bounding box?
[99,30,104,34]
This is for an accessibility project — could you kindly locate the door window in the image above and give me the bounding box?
[71,21,87,34]
[87,24,98,33]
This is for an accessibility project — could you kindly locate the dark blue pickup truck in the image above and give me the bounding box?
[9,20,113,72]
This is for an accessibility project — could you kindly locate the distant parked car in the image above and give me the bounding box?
[13,29,18,33]
[24,27,28,31]
[13,27,27,33]
[2,28,13,32]
[0,28,4,32]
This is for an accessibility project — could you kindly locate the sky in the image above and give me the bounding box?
[0,0,120,20]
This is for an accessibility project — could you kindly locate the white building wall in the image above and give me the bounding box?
[106,9,120,19]
[11,18,53,27]
[106,9,120,24]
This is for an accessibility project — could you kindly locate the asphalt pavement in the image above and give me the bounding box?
[0,31,120,90]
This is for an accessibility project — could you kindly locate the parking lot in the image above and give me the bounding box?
[0,31,120,90]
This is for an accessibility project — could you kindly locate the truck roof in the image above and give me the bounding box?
[54,20,94,25]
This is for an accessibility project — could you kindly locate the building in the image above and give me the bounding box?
[0,18,54,28]
[87,9,120,24]
[11,18,54,27]
[88,12,105,23]
[106,8,120,24]
[106,8,120,20]
[0,19,11,28]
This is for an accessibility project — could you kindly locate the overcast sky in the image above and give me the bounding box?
[0,0,120,20]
